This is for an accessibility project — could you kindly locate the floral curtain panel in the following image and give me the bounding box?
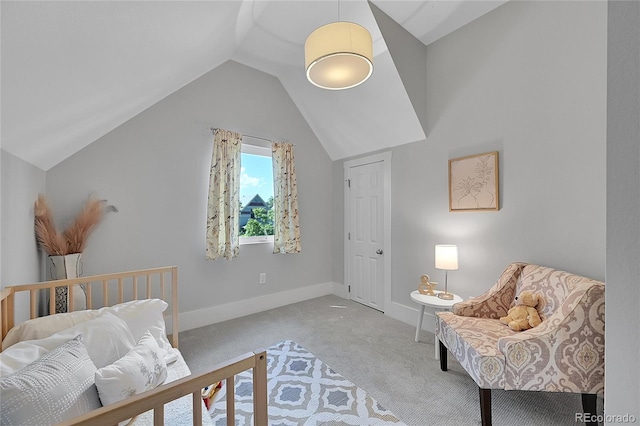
[271,142,301,254]
[206,129,242,260]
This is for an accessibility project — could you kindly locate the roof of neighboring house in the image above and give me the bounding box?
[241,194,268,215]
[240,194,270,228]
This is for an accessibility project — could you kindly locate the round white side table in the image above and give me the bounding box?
[411,290,463,359]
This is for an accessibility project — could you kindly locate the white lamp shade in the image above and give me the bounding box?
[305,21,373,90]
[435,245,458,270]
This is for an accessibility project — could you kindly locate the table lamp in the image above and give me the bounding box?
[435,245,458,300]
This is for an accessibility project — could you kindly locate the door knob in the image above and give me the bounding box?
[376,249,383,255]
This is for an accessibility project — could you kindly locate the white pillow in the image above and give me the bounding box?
[0,312,135,376]
[1,299,173,355]
[0,336,102,425]
[101,299,173,355]
[1,310,100,350]
[95,331,168,406]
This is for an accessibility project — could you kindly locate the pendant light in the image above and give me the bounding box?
[304,1,373,90]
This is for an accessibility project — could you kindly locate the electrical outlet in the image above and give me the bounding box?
[259,273,267,284]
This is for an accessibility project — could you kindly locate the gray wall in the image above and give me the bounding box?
[334,1,607,305]
[45,60,334,315]
[369,2,427,134]
[1,149,2,280]
[606,0,640,420]
[1,150,46,321]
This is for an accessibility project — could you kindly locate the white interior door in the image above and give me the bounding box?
[348,160,385,311]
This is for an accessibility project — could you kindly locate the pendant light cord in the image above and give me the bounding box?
[337,0,340,21]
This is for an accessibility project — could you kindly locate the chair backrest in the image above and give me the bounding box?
[513,264,604,319]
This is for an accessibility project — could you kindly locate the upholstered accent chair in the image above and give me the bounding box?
[435,263,604,426]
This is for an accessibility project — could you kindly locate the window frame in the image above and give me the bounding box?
[239,142,274,246]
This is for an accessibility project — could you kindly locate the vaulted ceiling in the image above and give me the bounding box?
[1,1,507,171]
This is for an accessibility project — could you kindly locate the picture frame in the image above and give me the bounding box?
[449,151,499,212]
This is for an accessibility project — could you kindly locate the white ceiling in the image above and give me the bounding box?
[1,0,507,171]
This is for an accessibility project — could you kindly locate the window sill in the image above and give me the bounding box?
[240,236,274,245]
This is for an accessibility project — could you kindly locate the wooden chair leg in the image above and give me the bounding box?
[479,388,492,426]
[582,393,597,426]
[439,341,448,371]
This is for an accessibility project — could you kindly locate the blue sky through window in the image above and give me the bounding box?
[240,153,274,206]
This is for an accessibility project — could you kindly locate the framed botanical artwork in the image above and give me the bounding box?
[449,151,499,212]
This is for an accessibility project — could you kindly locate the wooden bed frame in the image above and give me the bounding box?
[0,266,267,426]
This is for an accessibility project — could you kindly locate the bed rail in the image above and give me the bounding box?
[0,287,15,343]
[0,267,269,425]
[57,350,268,426]
[0,266,179,350]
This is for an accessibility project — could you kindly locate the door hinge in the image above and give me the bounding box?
[348,285,351,293]
[347,179,351,188]
[348,232,351,240]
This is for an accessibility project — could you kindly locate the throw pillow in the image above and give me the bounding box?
[101,299,173,356]
[0,312,136,376]
[1,309,100,350]
[95,331,168,406]
[0,336,102,425]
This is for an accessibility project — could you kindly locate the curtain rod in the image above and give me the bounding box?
[208,127,273,143]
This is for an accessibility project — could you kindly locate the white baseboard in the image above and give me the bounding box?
[179,281,337,332]
[177,283,434,336]
[384,301,436,334]
[331,282,349,299]
[328,285,434,333]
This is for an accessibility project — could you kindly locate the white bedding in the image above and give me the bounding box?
[0,299,213,426]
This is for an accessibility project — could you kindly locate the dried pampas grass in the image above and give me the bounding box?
[34,195,67,256]
[34,194,117,256]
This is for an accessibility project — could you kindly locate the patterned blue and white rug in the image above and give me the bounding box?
[209,340,406,425]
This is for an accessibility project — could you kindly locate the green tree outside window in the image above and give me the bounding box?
[242,207,274,236]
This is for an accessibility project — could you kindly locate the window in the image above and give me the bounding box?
[239,144,274,245]
[206,130,300,259]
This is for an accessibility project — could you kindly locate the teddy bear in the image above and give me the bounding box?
[499,290,544,331]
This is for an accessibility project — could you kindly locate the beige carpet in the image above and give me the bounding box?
[179,295,602,425]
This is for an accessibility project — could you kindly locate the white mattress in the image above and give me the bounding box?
[129,348,213,426]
